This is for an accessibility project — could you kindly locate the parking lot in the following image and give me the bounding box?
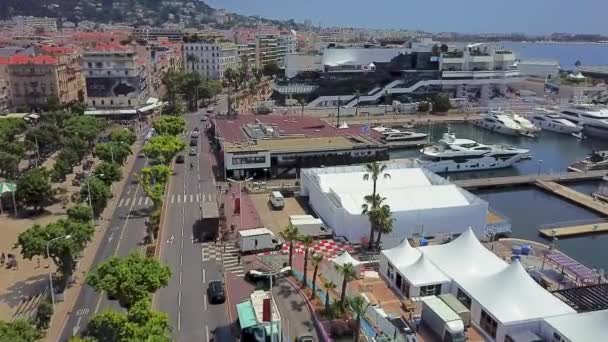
[249,193,310,236]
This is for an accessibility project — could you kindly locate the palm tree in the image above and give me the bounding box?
[361,193,386,250]
[298,98,306,117]
[354,90,361,116]
[310,253,323,298]
[362,162,391,249]
[279,223,300,268]
[186,53,198,72]
[323,280,336,313]
[374,204,394,250]
[348,295,371,342]
[300,235,315,288]
[224,68,238,114]
[336,262,356,308]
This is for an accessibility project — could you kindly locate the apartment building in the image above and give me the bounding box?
[254,31,297,68]
[4,56,63,108]
[237,44,256,67]
[11,16,58,33]
[83,43,149,109]
[133,27,184,42]
[39,45,86,106]
[183,41,238,80]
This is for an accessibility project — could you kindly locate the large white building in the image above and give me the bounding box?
[379,229,578,342]
[300,163,488,246]
[183,41,238,80]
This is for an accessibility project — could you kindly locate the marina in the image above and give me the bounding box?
[539,221,608,238]
[453,170,606,189]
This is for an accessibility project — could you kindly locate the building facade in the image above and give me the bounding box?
[254,33,283,68]
[237,44,256,68]
[12,16,58,33]
[39,45,86,106]
[83,43,149,109]
[132,27,183,42]
[183,41,238,80]
[0,61,11,112]
[6,56,62,108]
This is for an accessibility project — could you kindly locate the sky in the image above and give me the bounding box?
[205,0,608,34]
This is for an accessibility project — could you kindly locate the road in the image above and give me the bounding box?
[156,111,235,342]
[59,135,155,341]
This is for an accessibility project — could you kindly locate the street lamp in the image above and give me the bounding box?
[47,234,71,308]
[537,159,544,176]
[258,266,291,342]
[227,177,253,231]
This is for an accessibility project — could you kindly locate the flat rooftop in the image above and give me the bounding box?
[223,135,365,153]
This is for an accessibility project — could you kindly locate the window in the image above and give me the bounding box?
[387,263,394,279]
[101,100,104,105]
[87,62,92,68]
[107,71,111,75]
[92,100,96,106]
[552,332,564,342]
[419,284,441,296]
[480,310,497,339]
[128,99,131,105]
[232,156,266,165]
[125,70,129,76]
[457,288,471,308]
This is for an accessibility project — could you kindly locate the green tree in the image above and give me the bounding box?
[86,253,171,308]
[152,116,186,136]
[374,204,394,250]
[310,253,323,298]
[300,235,314,288]
[431,93,451,113]
[0,151,20,178]
[80,177,111,215]
[361,162,390,249]
[63,116,105,145]
[280,223,300,268]
[16,167,52,212]
[34,298,53,329]
[94,142,132,165]
[418,101,430,113]
[262,62,281,77]
[0,319,41,342]
[52,157,72,182]
[347,295,371,342]
[26,124,61,153]
[142,135,185,164]
[323,280,336,313]
[15,218,94,289]
[138,165,171,211]
[93,162,122,184]
[67,203,94,223]
[336,262,356,308]
[0,117,27,142]
[109,128,136,145]
[63,137,89,161]
[431,44,440,56]
[224,68,239,114]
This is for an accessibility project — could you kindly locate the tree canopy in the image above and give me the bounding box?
[142,135,185,164]
[0,319,41,342]
[93,162,122,185]
[67,204,94,223]
[62,116,105,145]
[80,176,111,215]
[431,93,451,113]
[109,128,136,145]
[262,62,282,77]
[16,167,52,211]
[94,142,132,165]
[86,253,171,308]
[152,116,186,136]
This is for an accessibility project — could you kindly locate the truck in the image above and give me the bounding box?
[421,296,465,342]
[196,201,220,242]
[438,294,471,328]
[289,215,333,239]
[238,228,283,254]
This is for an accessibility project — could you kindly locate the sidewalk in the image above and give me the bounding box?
[44,139,144,341]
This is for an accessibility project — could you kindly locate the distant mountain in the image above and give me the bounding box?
[0,0,302,30]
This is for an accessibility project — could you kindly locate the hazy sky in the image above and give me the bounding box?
[206,0,608,34]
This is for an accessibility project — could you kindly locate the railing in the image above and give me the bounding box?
[540,217,608,230]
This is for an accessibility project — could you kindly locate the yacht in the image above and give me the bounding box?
[568,150,608,172]
[527,108,583,135]
[416,132,530,173]
[559,105,608,139]
[372,126,428,143]
[509,112,540,138]
[474,110,528,136]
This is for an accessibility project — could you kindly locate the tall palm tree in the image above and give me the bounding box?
[224,68,238,114]
[310,253,323,298]
[361,193,386,249]
[323,280,336,313]
[374,204,394,250]
[186,53,198,72]
[348,295,371,342]
[362,162,390,249]
[336,262,356,308]
[300,235,315,288]
[354,90,361,116]
[298,98,306,117]
[279,223,300,268]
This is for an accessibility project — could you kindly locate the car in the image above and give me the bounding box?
[176,155,185,163]
[207,280,225,304]
[189,148,197,156]
[295,336,315,342]
[190,138,198,146]
[201,116,209,122]
[206,106,214,113]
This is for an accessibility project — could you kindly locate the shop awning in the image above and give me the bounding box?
[236,301,258,329]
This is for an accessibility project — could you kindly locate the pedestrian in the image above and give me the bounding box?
[237,254,241,264]
[0,252,4,265]
[36,257,40,269]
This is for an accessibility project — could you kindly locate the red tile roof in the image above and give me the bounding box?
[4,55,58,65]
[89,42,132,52]
[39,45,75,54]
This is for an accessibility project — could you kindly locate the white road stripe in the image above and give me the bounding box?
[224,265,244,271]
[144,197,150,205]
[171,195,175,204]
[190,194,194,202]
[137,197,143,206]
[124,198,131,206]
[118,198,125,207]
[207,193,212,202]
[196,194,200,202]
[177,195,181,203]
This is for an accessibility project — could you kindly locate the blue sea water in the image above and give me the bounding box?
[501,42,608,69]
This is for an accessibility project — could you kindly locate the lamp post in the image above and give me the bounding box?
[537,159,543,176]
[260,266,291,342]
[47,234,71,308]
[227,177,253,231]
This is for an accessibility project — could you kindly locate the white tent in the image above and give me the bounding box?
[541,309,608,342]
[421,228,508,283]
[321,251,363,286]
[459,260,575,324]
[398,254,450,287]
[380,238,421,269]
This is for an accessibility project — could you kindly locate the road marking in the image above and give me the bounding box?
[205,325,209,342]
[179,270,182,286]
[138,197,143,206]
[203,294,208,311]
[224,265,244,271]
[118,198,124,206]
[145,197,150,205]
[124,197,130,206]
[171,194,175,204]
[178,313,181,332]
[177,195,181,203]
[196,194,200,202]
[75,308,89,316]
[180,251,183,267]
[202,268,206,283]
[178,291,182,307]
[190,194,194,202]
[72,316,83,336]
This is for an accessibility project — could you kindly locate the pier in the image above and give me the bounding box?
[539,222,608,238]
[453,170,607,190]
[534,180,608,216]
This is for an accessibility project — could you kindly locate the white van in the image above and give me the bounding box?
[238,228,283,253]
[269,191,285,210]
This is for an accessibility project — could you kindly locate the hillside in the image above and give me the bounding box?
[0,0,300,29]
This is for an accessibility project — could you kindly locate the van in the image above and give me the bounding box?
[238,228,283,253]
[269,191,285,210]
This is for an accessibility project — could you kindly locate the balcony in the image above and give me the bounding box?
[442,70,521,79]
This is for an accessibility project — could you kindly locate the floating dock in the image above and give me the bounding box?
[539,222,608,238]
[453,170,607,190]
[534,180,608,216]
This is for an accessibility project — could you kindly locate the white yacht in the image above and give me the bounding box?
[372,126,428,143]
[416,132,530,173]
[559,105,608,139]
[509,112,540,138]
[474,110,527,136]
[527,108,582,135]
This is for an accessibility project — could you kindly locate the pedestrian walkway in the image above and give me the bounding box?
[168,192,215,205]
[201,242,244,276]
[117,195,151,207]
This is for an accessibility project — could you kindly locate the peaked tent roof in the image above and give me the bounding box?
[459,260,575,323]
[398,254,450,286]
[420,228,508,282]
[381,238,421,269]
[332,251,362,266]
[543,309,608,341]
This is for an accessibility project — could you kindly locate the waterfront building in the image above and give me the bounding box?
[514,59,560,79]
[299,162,488,245]
[540,309,608,341]
[211,116,388,180]
[254,32,283,68]
[379,229,576,342]
[183,40,238,80]
[39,45,86,106]
[132,27,183,42]
[83,43,149,110]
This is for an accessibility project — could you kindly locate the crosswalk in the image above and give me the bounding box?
[201,243,244,276]
[117,192,215,208]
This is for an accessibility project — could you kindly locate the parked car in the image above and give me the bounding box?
[244,269,276,283]
[295,336,315,342]
[189,148,197,156]
[207,280,225,304]
[190,139,198,146]
[176,155,185,163]
[201,116,209,122]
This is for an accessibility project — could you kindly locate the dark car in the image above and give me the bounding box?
[175,155,185,163]
[244,269,277,285]
[207,280,225,304]
[296,336,315,342]
[190,139,198,146]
